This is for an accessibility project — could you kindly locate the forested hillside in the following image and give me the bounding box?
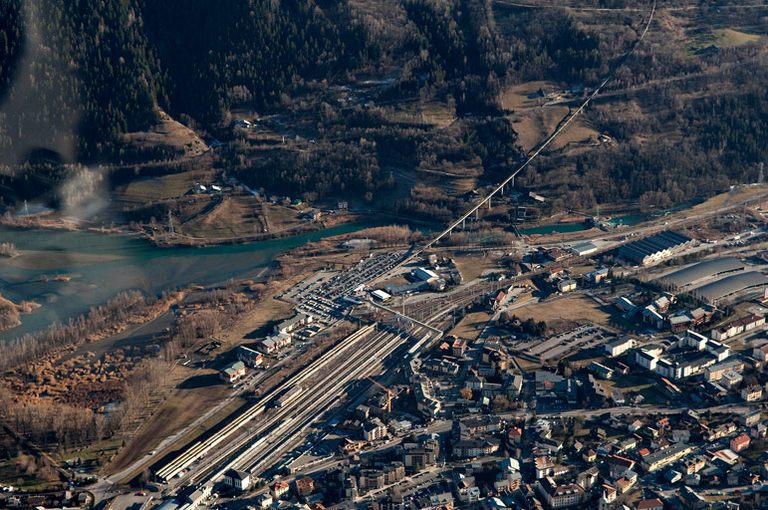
[0,0,372,163]
[138,0,374,124]
[1,0,766,224]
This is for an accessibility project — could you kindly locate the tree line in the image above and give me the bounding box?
[0,290,160,372]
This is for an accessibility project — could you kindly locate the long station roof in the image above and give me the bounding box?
[692,271,768,303]
[658,257,745,288]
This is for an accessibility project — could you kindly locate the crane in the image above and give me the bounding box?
[367,377,393,414]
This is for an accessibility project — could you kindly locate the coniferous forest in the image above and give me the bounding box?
[0,0,767,213]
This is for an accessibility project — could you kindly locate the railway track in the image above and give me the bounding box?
[175,327,419,488]
[155,324,376,482]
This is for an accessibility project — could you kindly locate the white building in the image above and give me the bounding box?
[413,267,439,282]
[371,289,392,301]
[223,469,251,492]
[605,337,635,357]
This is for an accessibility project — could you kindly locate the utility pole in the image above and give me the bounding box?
[167,209,175,235]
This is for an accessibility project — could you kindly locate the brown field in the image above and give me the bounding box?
[419,101,457,127]
[105,376,245,481]
[499,81,557,110]
[685,185,768,217]
[713,28,762,48]
[450,253,502,282]
[511,106,598,152]
[513,294,613,325]
[448,311,491,341]
[122,110,208,158]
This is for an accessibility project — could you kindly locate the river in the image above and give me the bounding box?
[0,222,381,340]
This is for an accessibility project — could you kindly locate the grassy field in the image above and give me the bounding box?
[116,169,215,207]
[714,28,762,47]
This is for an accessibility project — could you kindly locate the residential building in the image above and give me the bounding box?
[362,418,388,442]
[536,477,585,509]
[452,438,500,459]
[642,443,696,472]
[711,314,765,341]
[452,338,467,357]
[359,470,385,491]
[730,434,751,453]
[643,306,665,329]
[598,485,617,510]
[220,361,246,383]
[223,469,251,492]
[274,313,312,336]
[635,499,664,510]
[295,477,315,497]
[258,332,292,354]
[605,337,635,357]
[254,494,273,509]
[271,481,289,499]
[403,441,439,472]
[236,346,263,367]
[742,385,763,402]
[753,342,768,362]
[704,358,745,383]
[535,456,555,479]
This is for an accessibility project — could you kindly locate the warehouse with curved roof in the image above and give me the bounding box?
[691,271,768,304]
[618,231,694,266]
[657,257,745,290]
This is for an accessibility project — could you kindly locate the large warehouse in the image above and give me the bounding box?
[657,257,745,290]
[690,271,768,304]
[618,231,695,266]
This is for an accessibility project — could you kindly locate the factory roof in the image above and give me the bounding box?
[692,271,768,303]
[658,257,745,288]
[619,231,692,262]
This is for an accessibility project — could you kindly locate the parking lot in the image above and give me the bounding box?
[510,324,616,362]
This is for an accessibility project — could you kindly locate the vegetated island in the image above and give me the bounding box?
[0,293,39,332]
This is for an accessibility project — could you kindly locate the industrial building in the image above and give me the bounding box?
[657,257,745,290]
[690,271,768,304]
[570,241,597,257]
[412,267,439,282]
[618,231,694,266]
[371,289,392,301]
